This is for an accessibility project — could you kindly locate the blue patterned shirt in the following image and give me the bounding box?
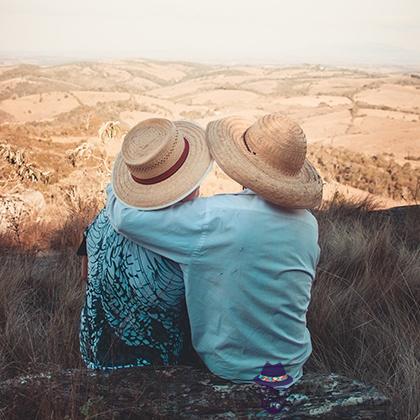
[105,183,320,387]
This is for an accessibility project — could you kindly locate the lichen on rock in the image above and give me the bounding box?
[0,367,393,419]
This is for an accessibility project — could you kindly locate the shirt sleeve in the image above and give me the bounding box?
[104,183,206,265]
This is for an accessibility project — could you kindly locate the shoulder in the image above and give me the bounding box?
[196,190,259,210]
[275,207,319,236]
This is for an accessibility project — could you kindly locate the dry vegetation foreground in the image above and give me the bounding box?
[0,197,419,419]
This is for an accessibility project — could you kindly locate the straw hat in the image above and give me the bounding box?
[206,113,323,209]
[112,118,213,210]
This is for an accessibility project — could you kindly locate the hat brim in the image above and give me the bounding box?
[206,116,323,209]
[112,121,213,210]
[254,375,294,389]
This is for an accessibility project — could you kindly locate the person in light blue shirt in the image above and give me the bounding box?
[106,113,324,387]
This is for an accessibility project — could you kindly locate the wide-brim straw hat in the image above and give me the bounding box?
[206,113,323,209]
[112,118,213,210]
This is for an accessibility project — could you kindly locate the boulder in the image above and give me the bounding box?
[19,189,46,211]
[0,366,393,419]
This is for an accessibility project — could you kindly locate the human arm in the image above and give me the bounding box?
[104,183,206,264]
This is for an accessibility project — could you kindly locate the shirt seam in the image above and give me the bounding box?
[182,205,209,288]
[190,203,209,262]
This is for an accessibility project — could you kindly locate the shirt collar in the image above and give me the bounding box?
[238,188,256,196]
[209,188,257,198]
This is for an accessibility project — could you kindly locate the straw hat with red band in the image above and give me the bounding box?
[206,113,323,209]
[112,118,213,210]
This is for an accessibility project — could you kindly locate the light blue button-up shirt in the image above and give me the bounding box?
[105,183,320,387]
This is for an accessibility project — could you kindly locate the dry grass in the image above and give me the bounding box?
[0,192,101,252]
[0,195,418,419]
[309,198,420,419]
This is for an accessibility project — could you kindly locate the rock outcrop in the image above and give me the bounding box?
[0,366,393,419]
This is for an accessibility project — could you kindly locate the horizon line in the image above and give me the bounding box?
[1,53,420,70]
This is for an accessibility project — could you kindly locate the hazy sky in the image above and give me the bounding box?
[1,0,419,65]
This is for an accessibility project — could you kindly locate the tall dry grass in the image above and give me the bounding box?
[309,198,420,419]
[0,195,418,419]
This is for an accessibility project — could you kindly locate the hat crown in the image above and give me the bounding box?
[244,114,307,176]
[260,362,287,377]
[121,118,185,178]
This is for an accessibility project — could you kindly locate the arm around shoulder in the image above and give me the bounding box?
[105,183,206,264]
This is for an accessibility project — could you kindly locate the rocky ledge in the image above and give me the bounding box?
[0,366,393,419]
